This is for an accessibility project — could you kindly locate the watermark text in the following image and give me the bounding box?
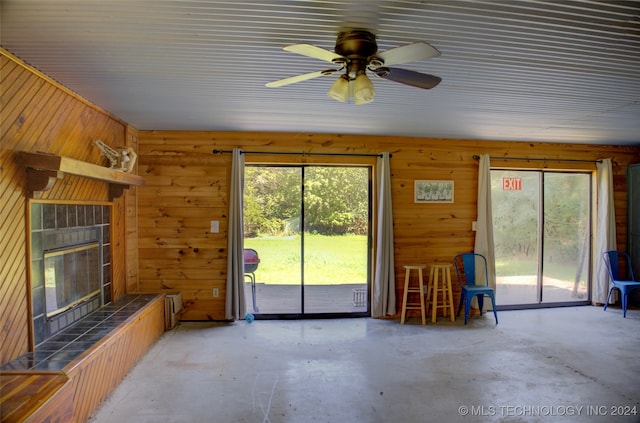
[457,404,637,418]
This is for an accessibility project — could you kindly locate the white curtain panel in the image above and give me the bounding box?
[225,148,246,320]
[474,154,496,308]
[372,152,396,317]
[594,158,616,305]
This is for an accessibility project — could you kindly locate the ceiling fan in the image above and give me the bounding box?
[265,30,442,105]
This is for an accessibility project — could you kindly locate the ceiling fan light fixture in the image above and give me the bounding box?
[327,75,350,102]
[268,30,441,103]
[353,73,375,105]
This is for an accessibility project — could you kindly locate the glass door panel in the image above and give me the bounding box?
[492,170,540,305]
[542,173,590,303]
[244,167,301,314]
[303,167,370,314]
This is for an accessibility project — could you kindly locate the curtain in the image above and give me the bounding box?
[474,154,496,308]
[372,152,396,317]
[225,148,246,320]
[594,158,616,305]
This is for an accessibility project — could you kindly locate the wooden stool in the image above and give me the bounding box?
[429,263,455,323]
[400,264,428,325]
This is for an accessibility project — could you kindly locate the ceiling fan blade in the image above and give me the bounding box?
[372,67,442,89]
[283,44,343,63]
[377,41,440,66]
[265,69,338,88]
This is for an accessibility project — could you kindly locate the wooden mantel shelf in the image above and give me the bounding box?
[15,151,144,200]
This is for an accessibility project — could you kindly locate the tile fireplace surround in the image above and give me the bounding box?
[29,202,112,346]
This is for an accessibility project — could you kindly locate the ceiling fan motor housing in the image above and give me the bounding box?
[334,30,381,78]
[335,30,378,59]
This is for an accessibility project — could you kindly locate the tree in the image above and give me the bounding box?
[243,166,369,237]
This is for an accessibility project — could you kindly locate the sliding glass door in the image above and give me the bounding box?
[491,170,591,308]
[244,167,302,314]
[243,165,371,318]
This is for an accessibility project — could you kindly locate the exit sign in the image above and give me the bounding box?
[502,177,522,191]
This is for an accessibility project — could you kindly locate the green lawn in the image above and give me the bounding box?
[496,256,587,284]
[244,234,368,285]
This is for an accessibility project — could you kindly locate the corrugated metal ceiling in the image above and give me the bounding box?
[1,1,639,145]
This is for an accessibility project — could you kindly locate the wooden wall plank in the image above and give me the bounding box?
[125,125,141,294]
[138,131,640,321]
[1,64,31,111]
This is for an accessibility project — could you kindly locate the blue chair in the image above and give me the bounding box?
[453,253,498,325]
[602,251,640,318]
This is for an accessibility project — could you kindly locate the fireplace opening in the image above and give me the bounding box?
[44,243,101,319]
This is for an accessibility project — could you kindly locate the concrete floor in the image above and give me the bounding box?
[88,306,640,423]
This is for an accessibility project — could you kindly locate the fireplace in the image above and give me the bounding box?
[30,202,111,346]
[44,243,101,318]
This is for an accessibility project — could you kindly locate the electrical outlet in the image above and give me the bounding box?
[213,288,219,297]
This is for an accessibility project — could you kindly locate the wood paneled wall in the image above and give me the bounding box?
[138,131,639,321]
[124,125,141,294]
[0,48,138,364]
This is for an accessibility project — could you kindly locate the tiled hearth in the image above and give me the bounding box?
[1,294,158,371]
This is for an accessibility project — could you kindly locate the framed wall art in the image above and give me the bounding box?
[414,180,454,203]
